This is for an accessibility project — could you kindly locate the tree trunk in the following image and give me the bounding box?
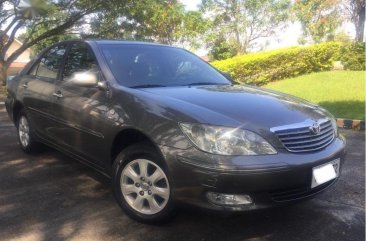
[0,61,8,86]
[355,4,365,42]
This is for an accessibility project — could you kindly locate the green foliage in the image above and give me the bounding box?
[180,11,210,49]
[19,33,77,54]
[339,42,365,70]
[333,31,353,43]
[202,0,292,53]
[16,1,93,56]
[212,42,343,85]
[0,0,105,85]
[212,41,365,85]
[264,71,365,120]
[209,37,239,60]
[293,0,341,43]
[88,0,209,49]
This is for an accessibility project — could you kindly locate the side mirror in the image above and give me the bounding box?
[220,71,233,82]
[6,76,15,82]
[68,71,98,87]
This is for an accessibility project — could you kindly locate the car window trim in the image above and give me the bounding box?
[32,43,69,81]
[24,46,52,77]
[26,59,40,77]
[59,41,104,84]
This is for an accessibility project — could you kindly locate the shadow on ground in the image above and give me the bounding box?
[0,123,364,241]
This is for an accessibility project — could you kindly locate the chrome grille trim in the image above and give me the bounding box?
[278,126,332,141]
[271,118,335,153]
[282,131,333,145]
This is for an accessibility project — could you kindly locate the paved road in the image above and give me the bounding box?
[0,104,364,241]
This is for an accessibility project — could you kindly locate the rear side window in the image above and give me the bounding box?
[34,45,67,79]
[63,43,98,80]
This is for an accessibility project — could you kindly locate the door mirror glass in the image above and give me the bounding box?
[7,75,15,82]
[220,71,233,82]
[68,71,98,87]
[63,42,102,88]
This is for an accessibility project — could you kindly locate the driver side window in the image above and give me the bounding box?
[28,44,67,79]
[63,43,99,81]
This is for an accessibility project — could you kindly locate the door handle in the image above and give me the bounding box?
[53,92,63,98]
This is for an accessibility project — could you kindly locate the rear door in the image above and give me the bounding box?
[21,44,68,141]
[51,42,110,166]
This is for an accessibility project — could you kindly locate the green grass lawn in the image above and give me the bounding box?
[264,71,365,120]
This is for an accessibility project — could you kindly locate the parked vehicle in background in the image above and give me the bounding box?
[5,40,346,223]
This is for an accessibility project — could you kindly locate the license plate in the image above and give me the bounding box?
[311,159,340,188]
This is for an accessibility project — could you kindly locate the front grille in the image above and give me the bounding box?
[273,119,335,153]
[270,181,335,202]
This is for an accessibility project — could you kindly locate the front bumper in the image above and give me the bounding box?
[160,135,346,211]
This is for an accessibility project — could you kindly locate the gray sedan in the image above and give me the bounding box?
[5,40,346,223]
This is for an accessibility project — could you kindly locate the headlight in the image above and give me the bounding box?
[179,123,277,155]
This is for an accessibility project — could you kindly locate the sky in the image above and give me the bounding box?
[180,0,201,11]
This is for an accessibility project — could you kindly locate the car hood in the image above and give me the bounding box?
[139,84,331,130]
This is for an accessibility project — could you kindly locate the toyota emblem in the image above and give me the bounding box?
[310,122,321,134]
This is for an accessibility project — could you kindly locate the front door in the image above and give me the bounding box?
[52,42,110,166]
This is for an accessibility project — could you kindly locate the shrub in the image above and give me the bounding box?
[209,37,239,61]
[211,42,363,85]
[339,42,365,71]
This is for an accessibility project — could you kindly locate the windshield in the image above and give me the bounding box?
[99,43,231,88]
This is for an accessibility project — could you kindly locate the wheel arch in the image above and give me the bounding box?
[110,128,165,167]
[12,100,23,125]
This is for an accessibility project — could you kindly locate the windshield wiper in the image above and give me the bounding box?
[131,84,167,88]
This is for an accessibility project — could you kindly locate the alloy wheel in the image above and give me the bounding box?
[120,159,170,215]
[18,116,30,148]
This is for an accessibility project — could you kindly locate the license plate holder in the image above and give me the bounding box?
[311,159,340,188]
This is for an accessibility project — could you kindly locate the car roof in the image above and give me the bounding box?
[85,39,171,47]
[39,39,180,59]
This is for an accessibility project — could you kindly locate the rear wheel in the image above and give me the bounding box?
[17,111,42,153]
[112,143,174,223]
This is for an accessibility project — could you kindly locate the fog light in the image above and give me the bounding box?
[206,192,252,206]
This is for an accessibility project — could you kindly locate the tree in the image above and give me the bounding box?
[209,35,239,60]
[87,0,209,49]
[343,0,365,42]
[18,32,76,55]
[201,0,292,54]
[177,10,210,49]
[293,0,342,43]
[0,0,105,85]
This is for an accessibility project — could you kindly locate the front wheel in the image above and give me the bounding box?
[112,143,175,223]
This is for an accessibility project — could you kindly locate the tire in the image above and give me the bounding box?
[16,111,42,153]
[112,143,175,224]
